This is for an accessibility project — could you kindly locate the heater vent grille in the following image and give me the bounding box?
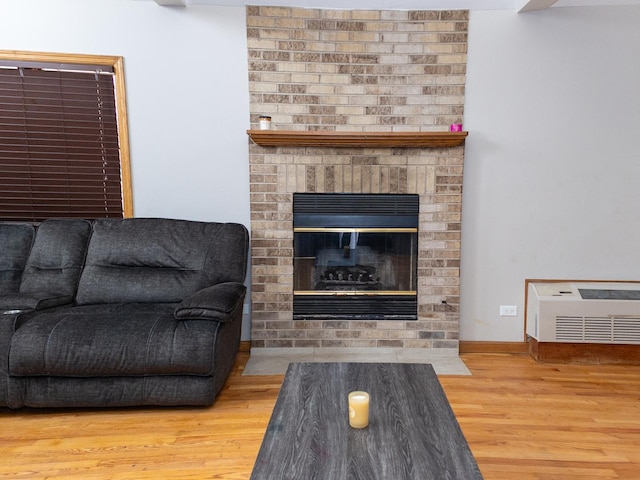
[555,316,640,344]
[294,295,417,320]
[293,193,419,229]
[294,193,419,216]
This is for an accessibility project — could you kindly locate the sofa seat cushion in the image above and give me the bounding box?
[9,304,220,377]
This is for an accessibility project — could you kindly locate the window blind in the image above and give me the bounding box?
[0,63,123,221]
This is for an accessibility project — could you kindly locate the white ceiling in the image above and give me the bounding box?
[153,0,640,12]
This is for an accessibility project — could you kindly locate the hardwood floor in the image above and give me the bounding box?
[440,354,640,480]
[1,353,639,479]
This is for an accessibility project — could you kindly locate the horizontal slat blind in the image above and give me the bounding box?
[0,64,123,221]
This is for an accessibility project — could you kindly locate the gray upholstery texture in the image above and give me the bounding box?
[0,292,73,311]
[19,219,92,297]
[174,282,246,321]
[0,217,249,409]
[8,375,218,408]
[11,304,220,377]
[0,313,18,406]
[76,218,248,305]
[0,223,35,295]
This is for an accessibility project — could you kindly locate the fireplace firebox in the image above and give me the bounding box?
[293,193,418,320]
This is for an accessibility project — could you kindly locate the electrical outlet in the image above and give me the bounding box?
[499,305,517,316]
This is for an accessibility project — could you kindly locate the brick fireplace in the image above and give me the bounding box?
[246,6,467,350]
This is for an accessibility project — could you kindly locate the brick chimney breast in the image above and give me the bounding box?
[247,6,467,350]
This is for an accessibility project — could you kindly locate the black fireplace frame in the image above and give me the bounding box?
[293,193,419,229]
[293,193,419,321]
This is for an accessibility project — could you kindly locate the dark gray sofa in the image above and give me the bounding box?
[0,217,249,409]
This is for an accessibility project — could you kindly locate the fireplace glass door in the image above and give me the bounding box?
[294,229,416,293]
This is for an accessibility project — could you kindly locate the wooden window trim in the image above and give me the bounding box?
[0,49,133,218]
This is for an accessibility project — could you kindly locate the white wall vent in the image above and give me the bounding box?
[555,315,640,343]
[527,282,640,344]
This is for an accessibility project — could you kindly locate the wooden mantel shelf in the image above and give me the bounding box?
[247,130,468,148]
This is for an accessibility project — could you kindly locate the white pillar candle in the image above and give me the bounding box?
[258,115,271,130]
[348,391,369,428]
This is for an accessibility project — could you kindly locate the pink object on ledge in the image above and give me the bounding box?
[450,123,463,132]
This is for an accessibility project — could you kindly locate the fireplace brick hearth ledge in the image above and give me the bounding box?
[247,6,468,352]
[243,347,471,376]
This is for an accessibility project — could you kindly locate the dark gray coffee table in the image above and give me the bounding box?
[250,362,483,480]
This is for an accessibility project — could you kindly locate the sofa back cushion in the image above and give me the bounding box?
[75,218,248,305]
[20,219,92,297]
[0,223,35,294]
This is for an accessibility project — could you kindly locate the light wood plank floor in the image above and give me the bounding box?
[1,353,639,479]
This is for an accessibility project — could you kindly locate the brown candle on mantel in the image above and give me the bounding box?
[348,391,369,428]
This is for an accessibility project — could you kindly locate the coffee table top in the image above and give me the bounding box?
[251,362,483,480]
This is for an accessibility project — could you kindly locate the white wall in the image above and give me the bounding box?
[462,5,640,341]
[1,0,250,226]
[4,1,640,343]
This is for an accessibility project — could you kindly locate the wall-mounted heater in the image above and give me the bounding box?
[526,282,640,344]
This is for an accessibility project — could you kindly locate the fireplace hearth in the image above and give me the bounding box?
[293,193,418,320]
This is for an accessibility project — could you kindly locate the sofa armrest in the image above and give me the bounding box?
[174,282,246,322]
[0,292,73,312]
